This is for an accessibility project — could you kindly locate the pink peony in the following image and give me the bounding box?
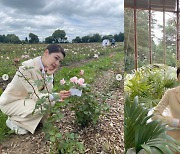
[70,76,78,83]
[80,70,84,75]
[78,78,85,86]
[60,78,66,85]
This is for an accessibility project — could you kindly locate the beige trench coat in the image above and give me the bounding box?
[153,86,180,142]
[0,56,54,134]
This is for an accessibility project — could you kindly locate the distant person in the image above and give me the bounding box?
[111,39,115,46]
[152,67,180,142]
[0,44,71,135]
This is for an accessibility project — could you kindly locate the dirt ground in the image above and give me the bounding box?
[0,67,124,154]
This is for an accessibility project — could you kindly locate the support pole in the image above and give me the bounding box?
[149,0,152,64]
[163,0,166,64]
[177,0,179,60]
[134,0,138,70]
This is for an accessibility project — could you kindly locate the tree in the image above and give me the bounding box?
[29,33,39,43]
[102,35,110,40]
[0,35,7,43]
[81,36,90,43]
[124,9,157,72]
[155,15,176,67]
[6,34,20,43]
[52,29,66,43]
[89,33,102,42]
[72,36,81,43]
[45,36,54,43]
[114,32,124,42]
[25,37,28,43]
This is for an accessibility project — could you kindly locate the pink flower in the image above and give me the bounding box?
[70,76,78,83]
[80,70,84,75]
[60,78,66,85]
[78,78,85,86]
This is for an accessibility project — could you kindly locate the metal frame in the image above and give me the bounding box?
[125,0,179,70]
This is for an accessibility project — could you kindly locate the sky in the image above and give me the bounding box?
[153,12,172,44]
[0,0,124,41]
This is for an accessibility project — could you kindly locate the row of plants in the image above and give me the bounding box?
[0,43,123,77]
[124,64,180,153]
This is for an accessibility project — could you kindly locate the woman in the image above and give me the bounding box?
[153,67,180,142]
[0,44,71,134]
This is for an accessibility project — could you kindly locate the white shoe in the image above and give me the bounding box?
[6,118,28,135]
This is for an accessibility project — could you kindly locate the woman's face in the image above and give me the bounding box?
[44,50,64,74]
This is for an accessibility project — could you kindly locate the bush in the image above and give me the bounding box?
[69,85,109,127]
[125,64,177,108]
[125,95,180,153]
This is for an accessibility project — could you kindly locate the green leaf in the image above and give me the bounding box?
[55,133,62,138]
[50,136,56,142]
[141,144,152,154]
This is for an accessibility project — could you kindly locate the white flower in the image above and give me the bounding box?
[93,54,99,58]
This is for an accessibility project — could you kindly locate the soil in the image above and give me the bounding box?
[0,63,124,154]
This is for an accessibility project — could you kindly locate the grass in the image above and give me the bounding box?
[0,112,9,142]
[0,89,9,141]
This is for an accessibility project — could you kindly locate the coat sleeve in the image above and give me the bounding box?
[152,90,179,127]
[16,65,57,106]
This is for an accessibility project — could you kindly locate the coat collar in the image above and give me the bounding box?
[33,56,42,71]
[32,56,44,80]
[33,56,54,81]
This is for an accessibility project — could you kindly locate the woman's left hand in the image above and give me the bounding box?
[45,67,58,75]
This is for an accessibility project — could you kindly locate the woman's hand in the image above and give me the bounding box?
[59,90,71,101]
[45,67,58,75]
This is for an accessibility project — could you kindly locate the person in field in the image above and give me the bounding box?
[111,39,115,46]
[152,67,180,142]
[0,44,70,135]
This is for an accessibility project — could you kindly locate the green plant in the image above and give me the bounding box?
[125,64,177,108]
[58,133,84,154]
[125,95,180,153]
[43,113,84,154]
[0,111,9,141]
[0,88,3,95]
[70,85,109,127]
[58,73,109,128]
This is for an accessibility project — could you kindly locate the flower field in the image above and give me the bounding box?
[0,43,122,77]
[0,42,124,153]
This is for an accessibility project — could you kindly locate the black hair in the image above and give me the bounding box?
[46,44,66,57]
[177,67,180,78]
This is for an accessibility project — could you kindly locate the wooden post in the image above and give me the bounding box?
[177,0,180,61]
[163,0,166,64]
[149,0,152,64]
[134,0,138,70]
